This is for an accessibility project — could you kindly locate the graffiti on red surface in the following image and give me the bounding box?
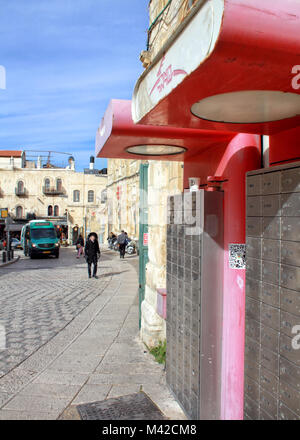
[150,55,187,96]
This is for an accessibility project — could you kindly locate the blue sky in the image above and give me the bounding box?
[0,0,149,170]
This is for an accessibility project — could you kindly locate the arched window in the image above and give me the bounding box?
[16,206,23,218]
[88,190,94,203]
[48,205,53,216]
[54,205,59,217]
[17,180,24,193]
[73,190,80,202]
[44,178,50,190]
[56,178,62,191]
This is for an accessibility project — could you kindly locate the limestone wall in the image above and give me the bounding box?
[144,0,198,65]
[106,159,140,240]
[141,160,183,347]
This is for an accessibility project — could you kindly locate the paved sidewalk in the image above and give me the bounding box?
[0,250,185,420]
[0,250,20,268]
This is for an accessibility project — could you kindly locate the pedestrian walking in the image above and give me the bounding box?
[117,230,126,259]
[75,234,84,258]
[84,232,101,278]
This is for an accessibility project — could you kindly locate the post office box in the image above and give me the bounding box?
[280,333,300,366]
[280,287,300,316]
[184,239,192,256]
[262,239,280,262]
[280,265,300,292]
[246,277,262,301]
[261,325,279,352]
[281,168,300,193]
[281,217,300,241]
[245,359,260,383]
[246,297,261,321]
[261,282,280,308]
[260,388,278,419]
[247,196,262,216]
[279,357,300,391]
[247,174,262,196]
[184,311,191,331]
[190,391,199,420]
[183,282,192,300]
[245,336,260,364]
[260,408,275,420]
[281,193,300,217]
[263,172,280,195]
[260,366,279,396]
[261,303,280,331]
[245,317,260,340]
[191,282,201,303]
[263,216,281,239]
[244,395,260,420]
[278,402,299,420]
[260,347,279,375]
[262,261,280,285]
[191,368,200,395]
[281,310,300,337]
[246,237,262,259]
[279,381,300,416]
[263,195,281,216]
[183,297,192,315]
[191,256,200,273]
[281,241,300,267]
[247,217,263,237]
[244,375,260,401]
[247,257,262,281]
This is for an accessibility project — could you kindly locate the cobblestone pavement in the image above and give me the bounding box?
[0,248,114,377]
[0,247,185,420]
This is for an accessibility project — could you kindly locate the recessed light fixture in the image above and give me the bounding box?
[191,90,300,124]
[126,145,186,156]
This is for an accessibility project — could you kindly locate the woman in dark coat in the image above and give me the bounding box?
[84,232,101,278]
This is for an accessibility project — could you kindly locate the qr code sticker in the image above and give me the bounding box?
[229,244,246,269]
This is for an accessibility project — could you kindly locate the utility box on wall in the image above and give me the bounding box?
[245,162,300,420]
[166,190,224,420]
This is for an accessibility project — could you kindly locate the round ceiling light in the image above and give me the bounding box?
[126,145,186,156]
[191,90,300,124]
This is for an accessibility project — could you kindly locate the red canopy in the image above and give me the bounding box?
[132,0,300,135]
[95,99,234,161]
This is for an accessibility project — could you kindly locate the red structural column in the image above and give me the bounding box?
[184,133,261,419]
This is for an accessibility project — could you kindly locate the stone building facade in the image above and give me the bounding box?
[106,158,140,240]
[141,0,197,67]
[141,160,183,347]
[0,151,108,244]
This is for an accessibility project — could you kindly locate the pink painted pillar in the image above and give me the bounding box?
[216,134,261,419]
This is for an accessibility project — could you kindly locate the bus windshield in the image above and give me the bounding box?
[31,228,57,240]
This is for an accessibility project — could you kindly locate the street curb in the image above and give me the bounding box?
[0,255,20,268]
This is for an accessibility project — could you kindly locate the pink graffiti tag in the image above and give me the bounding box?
[150,56,187,96]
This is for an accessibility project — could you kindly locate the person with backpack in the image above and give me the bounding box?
[117,230,126,259]
[84,232,101,278]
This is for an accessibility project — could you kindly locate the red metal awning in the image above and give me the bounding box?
[95,99,234,161]
[132,0,300,135]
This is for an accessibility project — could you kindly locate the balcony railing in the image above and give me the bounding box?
[43,186,65,196]
[15,187,27,197]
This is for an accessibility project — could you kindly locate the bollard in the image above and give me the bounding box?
[11,249,14,259]
[2,251,6,263]
[7,250,11,261]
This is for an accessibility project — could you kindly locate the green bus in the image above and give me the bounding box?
[21,220,60,259]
